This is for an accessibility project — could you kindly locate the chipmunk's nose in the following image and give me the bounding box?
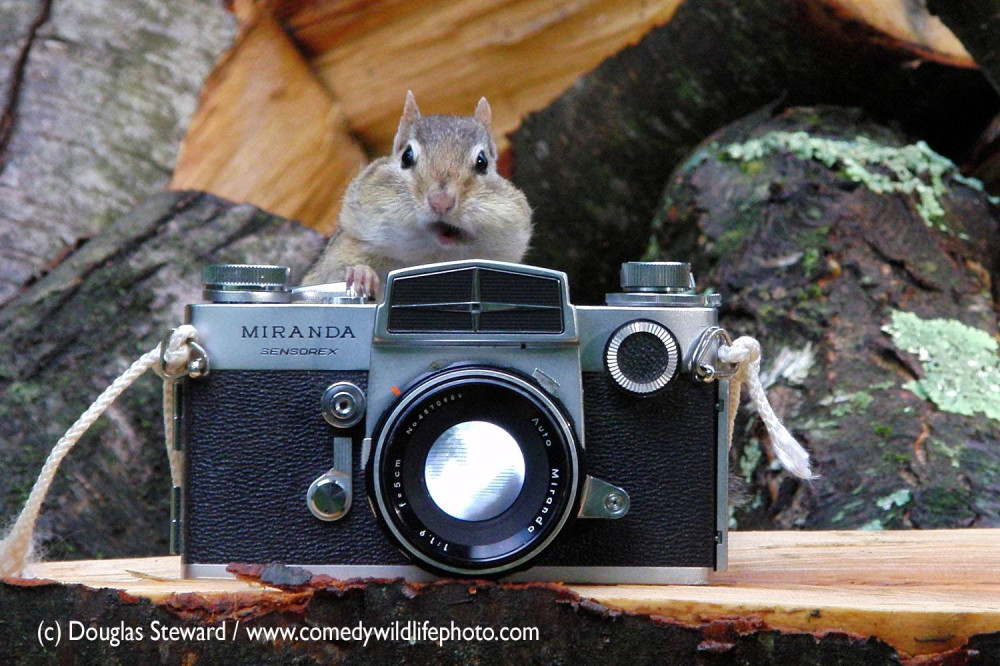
[427,190,456,216]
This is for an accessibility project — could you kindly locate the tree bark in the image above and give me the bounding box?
[652,105,1000,531]
[0,191,326,561]
[0,0,235,307]
[510,0,999,305]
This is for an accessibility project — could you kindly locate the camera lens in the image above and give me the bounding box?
[369,367,581,577]
[424,421,526,522]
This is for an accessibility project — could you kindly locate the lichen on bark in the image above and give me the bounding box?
[720,131,998,233]
[653,105,1000,530]
[883,310,1000,422]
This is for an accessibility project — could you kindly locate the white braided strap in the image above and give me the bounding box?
[718,336,814,479]
[0,325,199,578]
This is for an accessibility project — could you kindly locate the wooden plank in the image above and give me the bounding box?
[606,530,1000,657]
[28,530,1000,658]
[23,555,288,598]
[168,0,366,234]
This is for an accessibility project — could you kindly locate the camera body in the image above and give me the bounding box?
[178,260,730,583]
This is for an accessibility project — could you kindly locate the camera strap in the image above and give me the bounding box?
[0,326,202,579]
[718,336,814,480]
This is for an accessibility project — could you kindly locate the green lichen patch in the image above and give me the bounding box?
[819,391,873,417]
[859,489,913,531]
[873,424,894,439]
[739,439,763,483]
[859,518,885,531]
[929,438,962,469]
[801,247,821,275]
[720,131,997,234]
[883,310,1000,422]
[876,488,912,511]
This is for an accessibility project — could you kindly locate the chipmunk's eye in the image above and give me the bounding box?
[401,145,416,169]
[475,150,489,175]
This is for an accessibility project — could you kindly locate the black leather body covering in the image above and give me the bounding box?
[537,372,721,568]
[183,370,407,566]
[182,369,721,570]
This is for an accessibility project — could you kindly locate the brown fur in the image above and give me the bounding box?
[304,92,532,297]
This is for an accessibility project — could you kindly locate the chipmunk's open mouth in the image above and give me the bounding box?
[430,220,467,245]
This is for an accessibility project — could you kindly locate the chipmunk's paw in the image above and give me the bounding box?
[345,264,380,299]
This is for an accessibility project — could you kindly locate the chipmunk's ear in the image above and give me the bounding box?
[474,97,492,128]
[394,90,421,154]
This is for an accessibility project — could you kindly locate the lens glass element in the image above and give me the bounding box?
[424,421,525,522]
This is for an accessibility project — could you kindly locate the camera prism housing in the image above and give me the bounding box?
[179,260,731,583]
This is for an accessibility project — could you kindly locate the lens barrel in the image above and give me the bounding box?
[368,367,581,576]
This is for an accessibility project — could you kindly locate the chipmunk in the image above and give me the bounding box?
[303,91,533,298]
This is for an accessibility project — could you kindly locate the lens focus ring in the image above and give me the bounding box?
[605,320,679,395]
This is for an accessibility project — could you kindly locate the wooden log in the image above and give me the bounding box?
[0,191,326,562]
[279,0,685,157]
[168,0,366,235]
[651,105,1000,532]
[819,0,970,66]
[926,1,1000,193]
[509,0,999,304]
[970,113,1000,195]
[0,0,236,307]
[926,0,1000,96]
[167,0,690,234]
[3,530,999,663]
[167,0,977,235]
[274,0,974,158]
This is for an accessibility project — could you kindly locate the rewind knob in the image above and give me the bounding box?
[604,320,679,396]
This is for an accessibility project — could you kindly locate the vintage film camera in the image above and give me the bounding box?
[177,260,732,583]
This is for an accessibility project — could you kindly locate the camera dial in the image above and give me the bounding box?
[620,261,694,293]
[202,264,292,303]
[606,262,721,308]
[306,430,355,522]
[369,367,581,577]
[605,319,680,395]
